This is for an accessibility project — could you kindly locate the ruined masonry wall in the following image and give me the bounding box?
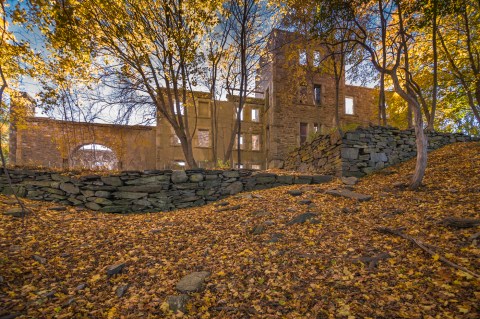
[284,126,479,177]
[0,169,334,213]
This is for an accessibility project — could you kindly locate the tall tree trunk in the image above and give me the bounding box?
[411,105,428,189]
[396,0,428,189]
[332,55,343,136]
[379,0,387,126]
[407,102,413,128]
[180,135,197,168]
[428,0,438,130]
[211,98,218,165]
[379,72,387,125]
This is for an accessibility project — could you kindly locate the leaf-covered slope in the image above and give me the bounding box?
[1,142,479,318]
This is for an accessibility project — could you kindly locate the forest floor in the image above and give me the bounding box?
[0,142,479,319]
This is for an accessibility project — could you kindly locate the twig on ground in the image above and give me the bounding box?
[375,227,480,279]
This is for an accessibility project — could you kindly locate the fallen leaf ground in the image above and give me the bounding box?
[1,142,479,319]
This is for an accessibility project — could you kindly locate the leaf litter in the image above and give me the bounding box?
[0,142,479,318]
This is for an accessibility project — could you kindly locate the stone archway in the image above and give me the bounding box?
[70,143,119,170]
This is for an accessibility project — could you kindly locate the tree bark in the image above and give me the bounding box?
[378,0,387,126]
[428,0,438,130]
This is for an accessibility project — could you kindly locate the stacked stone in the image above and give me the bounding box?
[284,125,478,178]
[0,169,333,213]
[340,126,478,177]
[283,134,342,175]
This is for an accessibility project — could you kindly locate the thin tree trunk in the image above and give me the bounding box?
[428,0,438,130]
[180,135,197,168]
[396,0,428,189]
[379,0,387,126]
[333,55,343,136]
[411,106,428,189]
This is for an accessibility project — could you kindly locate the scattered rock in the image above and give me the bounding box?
[356,252,391,270]
[383,209,405,217]
[214,201,229,207]
[298,199,312,205]
[252,194,264,199]
[2,199,18,205]
[250,225,265,235]
[341,176,359,185]
[43,291,56,299]
[342,207,359,214]
[116,284,129,297]
[62,298,76,308]
[75,283,87,291]
[176,271,210,293]
[263,220,275,226]
[393,182,408,189]
[48,206,67,211]
[267,233,284,243]
[251,210,269,217]
[3,207,27,218]
[166,294,190,314]
[106,262,126,276]
[325,189,372,202]
[216,205,241,212]
[149,229,162,234]
[441,217,480,229]
[32,255,46,264]
[287,190,303,197]
[469,232,480,241]
[376,169,397,176]
[287,212,318,225]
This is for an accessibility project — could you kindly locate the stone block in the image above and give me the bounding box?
[312,175,334,184]
[341,147,359,160]
[95,191,111,198]
[371,152,388,162]
[113,192,148,199]
[225,181,243,195]
[171,171,188,183]
[101,176,123,187]
[255,176,276,184]
[59,183,80,195]
[189,173,204,182]
[277,175,294,184]
[222,170,239,178]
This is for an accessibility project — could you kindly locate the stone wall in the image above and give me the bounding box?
[10,117,157,170]
[283,134,342,176]
[284,126,479,177]
[0,169,334,213]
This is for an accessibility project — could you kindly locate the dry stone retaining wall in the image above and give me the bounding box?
[0,169,333,213]
[285,126,479,177]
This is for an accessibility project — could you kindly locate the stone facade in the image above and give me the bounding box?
[284,126,479,177]
[256,30,378,168]
[0,169,333,213]
[10,30,377,171]
[10,117,156,171]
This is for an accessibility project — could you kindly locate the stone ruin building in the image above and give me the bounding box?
[9,30,377,171]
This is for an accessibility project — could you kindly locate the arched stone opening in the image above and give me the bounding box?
[70,143,119,170]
